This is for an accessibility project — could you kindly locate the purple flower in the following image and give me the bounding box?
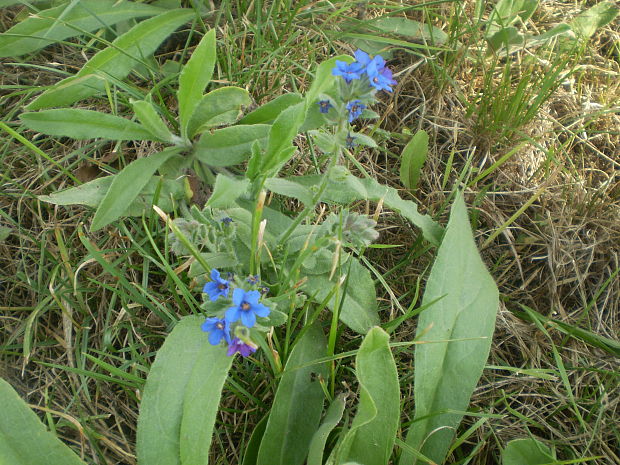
[332,60,364,83]
[317,100,333,114]
[221,217,233,225]
[225,288,270,327]
[203,269,230,301]
[247,275,260,285]
[227,338,257,357]
[346,100,366,122]
[367,57,397,92]
[345,133,357,148]
[201,317,232,346]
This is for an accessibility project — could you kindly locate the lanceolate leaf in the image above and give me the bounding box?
[238,93,303,125]
[187,86,251,138]
[307,394,346,465]
[399,130,428,190]
[502,438,555,465]
[27,9,194,110]
[0,0,164,58]
[178,29,217,137]
[136,315,234,465]
[339,328,399,465]
[256,323,328,465]
[205,174,250,209]
[302,257,379,334]
[20,109,154,140]
[194,124,270,167]
[91,147,181,230]
[260,102,305,175]
[131,99,176,143]
[400,193,499,465]
[0,378,86,465]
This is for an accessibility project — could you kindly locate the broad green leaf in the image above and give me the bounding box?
[0,0,164,58]
[194,124,270,167]
[400,193,499,465]
[0,226,12,241]
[490,0,538,31]
[369,17,448,44]
[305,55,352,111]
[339,327,399,465]
[0,378,86,465]
[91,148,181,230]
[187,86,251,138]
[20,109,154,140]
[27,9,194,109]
[524,24,572,48]
[242,415,270,465]
[136,315,233,465]
[189,252,238,277]
[502,438,554,465]
[307,394,346,465]
[399,130,428,190]
[131,99,176,143]
[570,2,619,38]
[487,27,525,53]
[38,175,183,215]
[205,174,250,209]
[261,102,305,175]
[256,323,328,465]
[178,29,217,136]
[265,177,313,206]
[239,93,303,125]
[303,257,379,334]
[179,330,235,465]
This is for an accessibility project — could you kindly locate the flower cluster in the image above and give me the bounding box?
[317,49,396,127]
[201,269,270,357]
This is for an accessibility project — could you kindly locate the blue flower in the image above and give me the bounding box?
[227,338,257,357]
[346,100,366,122]
[332,60,364,83]
[367,57,397,92]
[354,49,372,67]
[203,269,230,301]
[317,100,333,114]
[225,288,270,327]
[221,217,233,225]
[201,317,232,346]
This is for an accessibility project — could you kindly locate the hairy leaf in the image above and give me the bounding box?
[27,9,194,109]
[187,86,251,138]
[205,174,250,209]
[400,193,499,465]
[307,394,346,465]
[502,438,555,465]
[0,0,164,58]
[256,323,328,465]
[0,378,86,465]
[238,93,303,125]
[194,124,270,167]
[399,130,428,190]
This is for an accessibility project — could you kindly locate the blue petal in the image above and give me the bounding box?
[245,290,261,305]
[252,302,270,317]
[208,330,223,345]
[232,288,245,306]
[225,306,241,323]
[210,269,220,281]
[354,49,371,65]
[203,282,220,301]
[241,310,256,328]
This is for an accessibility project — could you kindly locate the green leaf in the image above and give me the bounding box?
[38,175,183,215]
[369,17,448,44]
[490,0,538,31]
[0,226,12,241]
[136,315,234,465]
[239,93,303,125]
[205,174,250,209]
[261,102,305,175]
[399,193,499,465]
[242,415,270,465]
[27,9,194,109]
[399,130,428,190]
[20,109,154,140]
[178,28,217,137]
[187,86,251,138]
[271,173,443,245]
[0,0,164,58]
[189,252,239,277]
[256,323,328,465]
[265,177,314,206]
[131,99,176,143]
[570,2,619,38]
[307,394,346,465]
[339,328,399,465]
[487,27,525,53]
[305,55,352,111]
[91,148,181,230]
[303,257,379,334]
[0,378,86,465]
[194,124,270,167]
[502,438,555,465]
